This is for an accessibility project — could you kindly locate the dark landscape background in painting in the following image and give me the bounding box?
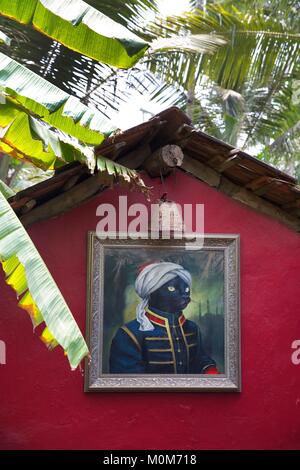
[103,247,225,373]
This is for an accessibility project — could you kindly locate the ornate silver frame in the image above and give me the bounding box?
[85,232,240,392]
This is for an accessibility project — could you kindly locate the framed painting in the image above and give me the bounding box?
[85,233,240,392]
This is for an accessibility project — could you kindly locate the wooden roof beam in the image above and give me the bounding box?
[143,145,184,177]
[218,153,243,173]
[181,154,300,232]
[156,123,196,148]
[281,199,300,210]
[20,173,105,227]
[116,144,152,169]
[207,149,243,173]
[245,176,283,196]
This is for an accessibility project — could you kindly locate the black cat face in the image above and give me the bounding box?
[148,275,191,314]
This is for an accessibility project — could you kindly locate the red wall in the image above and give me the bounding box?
[1,170,300,450]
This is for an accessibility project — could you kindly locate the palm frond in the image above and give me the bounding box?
[170,4,299,88]
[84,0,158,41]
[0,14,218,122]
[145,3,299,94]
[150,33,226,55]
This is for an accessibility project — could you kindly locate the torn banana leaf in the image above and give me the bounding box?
[0,179,15,198]
[0,108,148,189]
[96,155,149,194]
[0,101,96,170]
[0,0,148,68]
[0,30,11,45]
[0,52,115,145]
[0,182,89,369]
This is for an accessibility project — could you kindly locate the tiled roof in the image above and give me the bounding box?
[8,107,300,231]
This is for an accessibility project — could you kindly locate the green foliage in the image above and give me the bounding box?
[0,187,89,369]
[0,29,11,45]
[0,52,114,145]
[0,0,149,68]
[0,178,15,198]
[0,100,96,170]
[143,1,300,175]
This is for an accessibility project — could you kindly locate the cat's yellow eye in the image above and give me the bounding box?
[167,286,176,292]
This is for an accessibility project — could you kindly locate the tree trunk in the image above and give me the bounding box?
[185,1,206,121]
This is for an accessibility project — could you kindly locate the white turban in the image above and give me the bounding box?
[135,262,192,331]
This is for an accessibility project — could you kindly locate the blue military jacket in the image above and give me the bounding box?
[109,308,216,374]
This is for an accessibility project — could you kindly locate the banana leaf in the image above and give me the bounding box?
[96,155,148,193]
[0,178,15,198]
[0,100,96,170]
[0,181,89,369]
[0,103,148,190]
[0,30,11,45]
[0,52,115,145]
[0,0,148,68]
